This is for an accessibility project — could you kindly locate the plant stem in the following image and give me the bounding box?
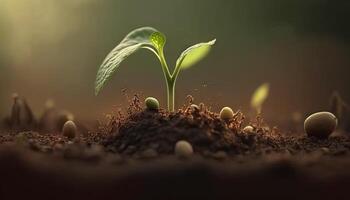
[157,49,176,112]
[167,80,175,112]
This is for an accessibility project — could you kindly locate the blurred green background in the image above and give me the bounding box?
[0,0,349,123]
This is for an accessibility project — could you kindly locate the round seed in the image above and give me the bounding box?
[220,107,234,120]
[175,140,193,158]
[304,111,337,139]
[243,125,254,134]
[145,97,159,110]
[62,120,77,139]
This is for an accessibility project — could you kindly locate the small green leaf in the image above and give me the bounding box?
[251,83,270,113]
[176,39,216,69]
[150,32,166,51]
[95,27,158,95]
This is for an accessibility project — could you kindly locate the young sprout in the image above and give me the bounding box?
[145,97,159,110]
[251,83,270,114]
[220,107,234,120]
[95,27,216,112]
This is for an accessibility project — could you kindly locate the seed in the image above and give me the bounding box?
[145,97,159,110]
[175,140,193,158]
[220,107,234,120]
[62,120,77,139]
[304,111,337,139]
[243,125,254,134]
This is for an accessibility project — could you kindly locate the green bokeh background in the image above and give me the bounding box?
[0,0,349,123]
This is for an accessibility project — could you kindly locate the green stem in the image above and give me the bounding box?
[167,80,175,112]
[157,48,175,112]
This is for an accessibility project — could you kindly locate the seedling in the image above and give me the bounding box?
[95,27,216,112]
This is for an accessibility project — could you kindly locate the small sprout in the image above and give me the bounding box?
[251,83,270,114]
[243,125,254,134]
[220,107,234,120]
[10,93,35,130]
[95,27,216,112]
[39,99,57,131]
[62,120,77,139]
[175,140,193,158]
[304,112,337,139]
[145,97,160,110]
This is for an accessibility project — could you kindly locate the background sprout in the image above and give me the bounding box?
[95,27,216,112]
[251,83,270,114]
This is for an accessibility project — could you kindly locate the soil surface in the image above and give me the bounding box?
[1,96,350,200]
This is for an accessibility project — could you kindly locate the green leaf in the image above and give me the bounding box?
[251,83,270,113]
[95,27,158,95]
[176,39,216,69]
[150,31,166,51]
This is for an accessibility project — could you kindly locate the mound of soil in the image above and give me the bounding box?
[103,107,238,155]
[102,102,350,158]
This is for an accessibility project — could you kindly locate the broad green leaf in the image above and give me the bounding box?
[95,27,158,95]
[176,39,216,69]
[251,83,270,113]
[150,31,166,51]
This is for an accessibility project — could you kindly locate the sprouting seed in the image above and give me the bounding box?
[220,107,234,120]
[145,97,159,110]
[62,120,77,139]
[95,27,216,112]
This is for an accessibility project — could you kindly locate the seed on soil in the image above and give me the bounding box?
[243,125,254,134]
[145,97,159,110]
[57,111,74,131]
[304,111,337,139]
[175,140,193,158]
[220,107,234,120]
[62,120,77,139]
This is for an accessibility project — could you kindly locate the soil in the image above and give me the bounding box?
[0,96,350,199]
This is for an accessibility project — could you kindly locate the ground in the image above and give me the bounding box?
[0,97,350,199]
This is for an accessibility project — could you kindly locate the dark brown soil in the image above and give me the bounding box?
[1,96,350,199]
[102,101,350,158]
